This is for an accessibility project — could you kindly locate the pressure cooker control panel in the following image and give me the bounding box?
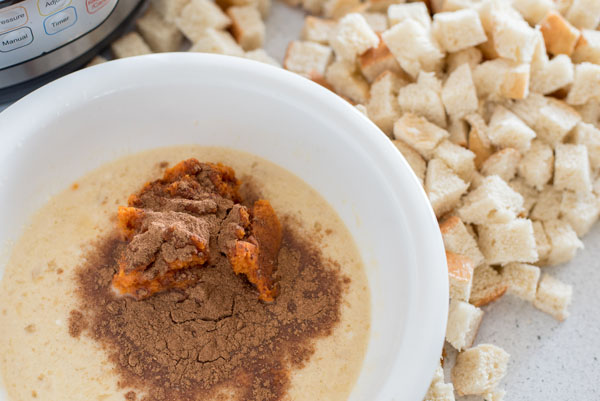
[0,0,118,69]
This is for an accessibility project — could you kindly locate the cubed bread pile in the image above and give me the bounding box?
[90,0,600,399]
[279,2,599,399]
[88,0,279,67]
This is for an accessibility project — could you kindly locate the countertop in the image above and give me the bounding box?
[1,2,599,399]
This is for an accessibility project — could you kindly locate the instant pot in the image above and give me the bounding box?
[0,0,144,102]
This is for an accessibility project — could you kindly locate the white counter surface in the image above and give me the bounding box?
[1,2,599,399]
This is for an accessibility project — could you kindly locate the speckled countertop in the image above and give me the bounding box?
[2,3,599,399]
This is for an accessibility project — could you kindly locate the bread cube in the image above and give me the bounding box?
[393,140,426,185]
[566,63,600,106]
[448,117,468,147]
[565,0,600,29]
[458,175,524,225]
[368,72,404,136]
[440,216,485,267]
[478,218,538,265]
[530,186,562,222]
[571,123,600,170]
[284,41,333,77]
[330,13,379,62]
[425,159,469,217]
[472,59,530,100]
[325,60,370,104]
[424,364,456,401]
[512,0,553,25]
[542,219,584,265]
[387,2,431,28]
[554,144,593,194]
[481,148,521,182]
[492,14,538,63]
[382,19,444,79]
[502,262,541,301]
[509,177,539,214]
[572,30,600,64]
[361,12,388,32]
[452,344,510,396]
[358,40,403,83]
[322,0,361,19]
[398,72,447,128]
[466,113,494,168]
[540,11,580,56]
[227,5,265,50]
[532,220,551,262]
[533,274,573,320]
[517,140,553,191]
[487,106,535,153]
[446,47,482,74]
[574,99,600,128]
[447,251,475,301]
[434,140,476,182]
[111,32,152,58]
[469,265,508,306]
[176,0,231,42]
[441,64,478,120]
[150,0,190,22]
[393,113,449,159]
[136,6,183,53]
[245,49,281,67]
[301,16,337,45]
[446,299,483,351]
[432,9,487,53]
[509,94,580,147]
[530,54,574,95]
[189,29,244,57]
[530,26,549,73]
[560,191,600,236]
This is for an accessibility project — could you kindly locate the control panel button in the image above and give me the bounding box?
[86,0,110,14]
[44,6,76,35]
[0,6,28,33]
[0,26,33,52]
[37,0,71,16]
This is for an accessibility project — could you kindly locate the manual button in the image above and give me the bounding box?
[44,6,76,35]
[0,26,33,52]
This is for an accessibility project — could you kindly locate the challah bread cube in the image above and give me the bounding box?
[446,299,484,351]
[478,218,538,265]
[393,113,449,160]
[470,265,508,307]
[554,144,593,194]
[425,159,469,217]
[501,262,541,301]
[533,274,573,320]
[542,219,584,265]
[432,9,487,53]
[398,72,447,128]
[392,140,426,185]
[452,344,510,396]
[487,106,536,153]
[458,175,524,225]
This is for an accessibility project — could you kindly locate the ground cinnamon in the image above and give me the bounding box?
[69,160,345,401]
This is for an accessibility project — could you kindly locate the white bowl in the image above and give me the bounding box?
[0,53,448,401]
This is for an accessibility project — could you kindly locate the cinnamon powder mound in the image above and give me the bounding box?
[112,159,281,301]
[69,160,346,401]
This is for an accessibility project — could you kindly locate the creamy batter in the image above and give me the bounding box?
[0,146,370,401]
